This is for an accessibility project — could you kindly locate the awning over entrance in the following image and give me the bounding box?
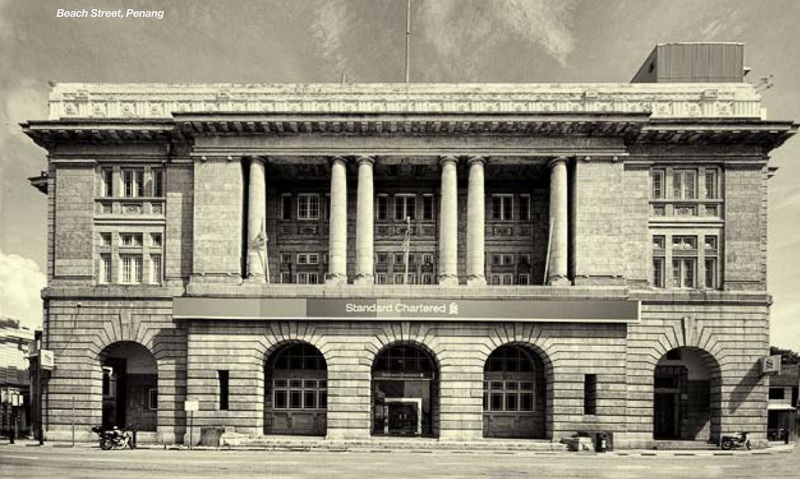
[173,297,639,322]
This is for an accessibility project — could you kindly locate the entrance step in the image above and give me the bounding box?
[653,440,718,450]
[224,435,568,452]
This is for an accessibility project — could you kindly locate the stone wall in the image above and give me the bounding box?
[53,164,95,280]
[42,296,186,443]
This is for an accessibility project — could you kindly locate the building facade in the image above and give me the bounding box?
[24,44,796,448]
[0,317,35,438]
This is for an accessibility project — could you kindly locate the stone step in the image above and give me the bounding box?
[222,435,568,452]
[653,440,718,450]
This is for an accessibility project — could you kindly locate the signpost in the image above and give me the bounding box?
[184,400,199,449]
[761,355,782,375]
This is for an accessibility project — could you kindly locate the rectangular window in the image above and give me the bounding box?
[704,235,718,251]
[297,253,320,265]
[518,274,530,285]
[121,233,143,247]
[377,195,389,221]
[491,195,513,221]
[673,170,698,200]
[672,258,696,288]
[705,258,717,289]
[150,255,162,284]
[652,169,665,199]
[519,254,531,265]
[152,168,164,197]
[519,195,530,221]
[490,275,501,285]
[101,168,114,197]
[501,273,513,285]
[705,169,718,199]
[150,233,162,247]
[377,252,389,264]
[120,255,142,284]
[672,236,697,250]
[653,235,665,250]
[148,388,158,411]
[394,194,416,221]
[297,272,319,285]
[280,272,291,284]
[100,233,112,247]
[422,195,434,220]
[393,273,404,285]
[122,169,144,198]
[281,194,292,220]
[394,253,404,264]
[297,194,320,220]
[99,254,111,284]
[376,273,388,285]
[407,273,417,285]
[653,257,665,288]
[584,374,598,415]
[218,370,229,411]
[769,388,785,400]
[280,253,292,264]
[421,273,434,285]
[422,253,433,265]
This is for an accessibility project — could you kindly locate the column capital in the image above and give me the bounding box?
[547,156,569,168]
[330,156,348,166]
[247,155,267,166]
[467,155,486,166]
[439,155,459,167]
[356,155,375,166]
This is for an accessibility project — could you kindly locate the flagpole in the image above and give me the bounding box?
[404,216,411,284]
[405,0,411,83]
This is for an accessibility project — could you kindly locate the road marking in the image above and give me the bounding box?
[2,455,40,460]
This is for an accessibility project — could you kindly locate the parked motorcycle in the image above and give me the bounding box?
[91,425,134,450]
[720,431,751,450]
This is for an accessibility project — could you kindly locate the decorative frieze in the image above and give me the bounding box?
[47,83,763,121]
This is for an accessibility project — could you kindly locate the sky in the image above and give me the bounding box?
[0,0,798,349]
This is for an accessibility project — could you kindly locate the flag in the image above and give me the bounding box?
[402,216,411,254]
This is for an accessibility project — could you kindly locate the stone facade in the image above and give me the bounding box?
[24,61,796,448]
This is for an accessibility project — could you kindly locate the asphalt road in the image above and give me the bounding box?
[1,444,798,479]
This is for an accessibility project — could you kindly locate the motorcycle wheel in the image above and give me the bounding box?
[720,439,733,450]
[99,438,113,451]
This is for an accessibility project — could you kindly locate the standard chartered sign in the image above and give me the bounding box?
[344,301,458,315]
[174,297,639,323]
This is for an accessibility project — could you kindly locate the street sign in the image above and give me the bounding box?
[761,355,782,375]
[184,400,199,412]
[41,350,55,370]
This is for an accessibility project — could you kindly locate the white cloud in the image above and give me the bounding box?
[0,250,46,330]
[419,0,578,74]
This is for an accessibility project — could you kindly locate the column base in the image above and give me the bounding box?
[466,276,487,287]
[548,276,571,287]
[353,275,374,286]
[244,275,266,284]
[325,275,348,287]
[438,275,460,287]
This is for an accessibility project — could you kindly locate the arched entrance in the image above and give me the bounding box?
[264,343,327,436]
[653,347,721,442]
[372,343,438,437]
[483,344,547,439]
[100,342,157,431]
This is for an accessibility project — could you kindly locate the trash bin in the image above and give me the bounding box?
[595,432,609,453]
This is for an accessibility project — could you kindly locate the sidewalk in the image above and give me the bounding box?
[1,438,795,457]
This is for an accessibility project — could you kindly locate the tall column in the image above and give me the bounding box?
[355,156,375,285]
[466,156,486,286]
[327,156,348,285]
[548,156,569,286]
[246,156,267,282]
[438,156,459,286]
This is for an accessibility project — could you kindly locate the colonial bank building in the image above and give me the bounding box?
[23,44,796,449]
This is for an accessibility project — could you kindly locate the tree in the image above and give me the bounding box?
[770,346,800,365]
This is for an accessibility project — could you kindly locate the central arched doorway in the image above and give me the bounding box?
[653,346,721,442]
[483,344,547,439]
[264,343,327,436]
[100,341,158,431]
[371,343,439,437]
